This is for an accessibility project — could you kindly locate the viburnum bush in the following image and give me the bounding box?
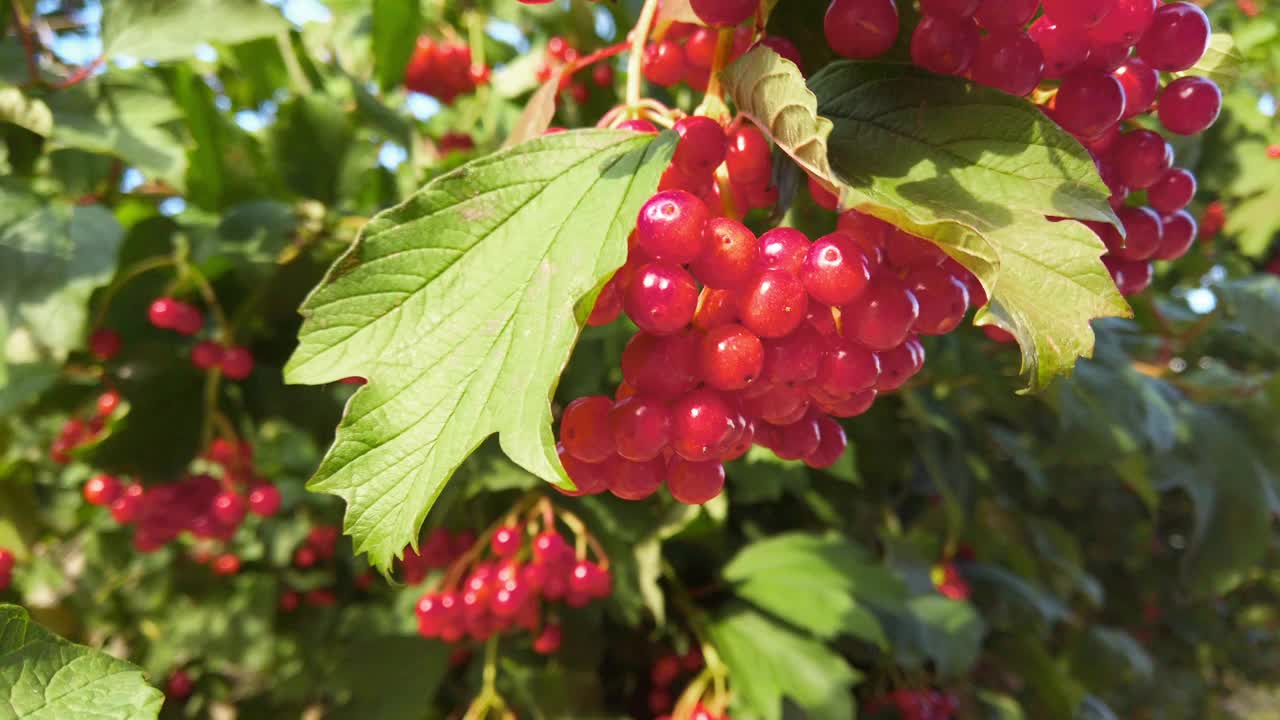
[2,1,1279,719]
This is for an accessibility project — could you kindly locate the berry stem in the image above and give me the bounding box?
[693,28,738,120]
[275,30,314,95]
[625,0,663,107]
[441,493,542,590]
[10,2,40,87]
[557,41,630,91]
[54,56,104,89]
[462,636,508,720]
[555,507,611,569]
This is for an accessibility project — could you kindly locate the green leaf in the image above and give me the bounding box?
[101,0,290,62]
[1215,275,1280,358]
[0,604,164,719]
[0,87,51,136]
[708,606,860,720]
[907,595,986,678]
[0,190,123,376]
[723,532,905,646]
[327,637,449,720]
[1068,626,1153,692]
[285,129,676,570]
[269,95,355,205]
[723,49,1130,391]
[1173,33,1242,85]
[372,0,422,91]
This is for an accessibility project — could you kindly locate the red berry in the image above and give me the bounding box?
[171,303,204,336]
[148,297,180,329]
[842,274,920,350]
[1148,168,1196,214]
[1029,16,1091,77]
[1112,59,1159,118]
[294,545,318,568]
[975,0,1039,29]
[220,346,254,380]
[725,125,772,186]
[1104,256,1154,295]
[690,0,757,26]
[673,116,729,178]
[758,36,804,70]
[620,119,659,133]
[670,389,742,461]
[825,0,900,59]
[907,265,970,335]
[1158,76,1221,135]
[816,336,881,395]
[921,0,980,18]
[621,332,700,398]
[0,548,14,575]
[212,491,248,526]
[768,414,823,460]
[166,670,193,699]
[884,229,947,269]
[96,390,120,416]
[691,218,759,290]
[588,277,624,327]
[910,14,980,76]
[212,553,241,576]
[801,232,872,306]
[557,445,612,496]
[637,190,710,264]
[807,176,839,211]
[761,323,825,386]
[875,336,926,391]
[1044,0,1115,28]
[248,484,282,516]
[609,457,665,500]
[110,484,144,523]
[83,474,122,506]
[804,416,848,469]
[737,270,809,338]
[756,228,812,274]
[533,622,562,654]
[1110,129,1173,190]
[1136,2,1210,71]
[561,396,617,463]
[1090,0,1154,45]
[1152,210,1196,261]
[700,323,765,391]
[643,41,686,86]
[89,328,121,359]
[1052,71,1126,139]
[1114,206,1163,261]
[625,263,699,335]
[191,341,223,370]
[970,31,1044,96]
[667,458,726,504]
[610,394,672,462]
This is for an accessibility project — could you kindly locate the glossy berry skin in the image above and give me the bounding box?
[971,31,1044,96]
[83,474,122,506]
[670,389,741,462]
[643,41,686,86]
[560,395,617,462]
[212,554,241,576]
[1114,206,1163,261]
[737,270,809,338]
[842,274,920,351]
[876,337,926,391]
[673,117,728,178]
[97,390,120,416]
[1104,256,1154,296]
[920,0,980,18]
[637,190,710,264]
[691,218,758,290]
[884,229,947,269]
[667,458,726,504]
[167,670,194,699]
[975,0,1039,30]
[619,119,659,133]
[693,287,739,330]
[1044,0,1115,28]
[588,278,623,327]
[801,232,872,306]
[1153,210,1197,261]
[700,324,765,391]
[624,263,699,335]
[686,28,719,68]
[148,297,181,329]
[621,332,700,398]
[824,0,899,60]
[557,444,611,496]
[756,228,811,274]
[1110,130,1173,190]
[690,0,757,27]
[725,125,772,186]
[758,36,804,70]
[610,394,672,461]
[804,415,849,468]
[533,622,562,654]
[212,492,248,526]
[1112,59,1159,118]
[171,303,203,335]
[1029,16,1090,77]
[89,328,121,359]
[609,458,665,500]
[1052,71,1126,139]
[910,15,980,76]
[191,341,223,370]
[1136,2,1210,72]
[817,336,881,394]
[248,484,282,516]
[907,265,970,335]
[221,346,254,380]
[768,415,822,460]
[1158,77,1222,136]
[1148,168,1196,214]
[1089,0,1154,45]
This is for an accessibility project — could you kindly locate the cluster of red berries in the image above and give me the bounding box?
[0,548,14,591]
[536,36,615,104]
[865,689,959,720]
[820,1,1219,297]
[657,705,729,720]
[404,37,489,104]
[48,390,120,463]
[144,297,256,379]
[932,561,971,601]
[415,527,611,652]
[398,527,475,585]
[292,524,341,569]
[556,115,981,503]
[642,19,802,94]
[647,648,708,716]
[85,438,281,558]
